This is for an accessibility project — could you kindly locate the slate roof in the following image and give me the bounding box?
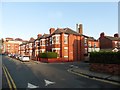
[105,36,120,41]
[50,28,81,36]
[29,39,35,43]
[20,41,28,46]
[34,34,50,41]
[40,34,50,39]
[88,37,98,41]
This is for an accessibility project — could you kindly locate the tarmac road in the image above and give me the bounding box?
[2,55,120,89]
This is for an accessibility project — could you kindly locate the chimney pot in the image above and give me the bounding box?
[100,32,105,37]
[37,34,42,38]
[114,33,119,37]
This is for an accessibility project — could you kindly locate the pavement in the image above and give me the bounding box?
[69,61,120,85]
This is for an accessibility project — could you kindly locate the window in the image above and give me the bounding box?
[56,36,59,44]
[52,36,56,44]
[46,38,49,46]
[94,43,96,48]
[84,38,87,44]
[64,36,68,44]
[50,37,52,45]
[115,41,118,48]
[88,43,91,48]
[40,39,45,46]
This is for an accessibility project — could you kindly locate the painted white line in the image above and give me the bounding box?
[67,69,120,86]
[70,65,78,68]
[44,79,55,86]
[27,83,39,88]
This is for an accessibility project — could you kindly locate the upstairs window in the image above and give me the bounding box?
[94,43,96,48]
[88,43,91,48]
[56,36,60,44]
[64,36,68,44]
[115,41,118,48]
[50,37,52,45]
[40,39,45,46]
[52,36,56,44]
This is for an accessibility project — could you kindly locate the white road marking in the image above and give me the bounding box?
[44,79,55,86]
[70,65,78,68]
[27,83,39,88]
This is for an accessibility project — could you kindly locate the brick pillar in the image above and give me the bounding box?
[80,36,85,61]
[61,33,64,58]
[77,36,81,61]
[68,34,74,61]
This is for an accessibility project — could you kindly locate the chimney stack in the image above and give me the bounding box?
[114,33,119,37]
[37,34,42,38]
[78,24,83,34]
[100,32,105,37]
[49,28,55,34]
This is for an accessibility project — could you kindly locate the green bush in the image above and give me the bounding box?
[89,51,120,64]
[38,52,57,58]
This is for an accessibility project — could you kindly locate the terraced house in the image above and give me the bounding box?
[19,24,100,62]
[99,32,120,50]
[33,24,87,61]
[87,37,100,53]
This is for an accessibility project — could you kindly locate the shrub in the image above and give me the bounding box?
[38,52,57,58]
[89,51,120,64]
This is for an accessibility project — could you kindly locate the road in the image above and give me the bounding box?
[2,55,120,89]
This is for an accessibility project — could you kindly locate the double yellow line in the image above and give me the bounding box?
[2,64,17,90]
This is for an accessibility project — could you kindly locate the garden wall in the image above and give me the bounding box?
[90,63,120,75]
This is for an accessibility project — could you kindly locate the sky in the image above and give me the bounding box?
[0,1,119,40]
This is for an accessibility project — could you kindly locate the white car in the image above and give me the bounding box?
[19,55,30,62]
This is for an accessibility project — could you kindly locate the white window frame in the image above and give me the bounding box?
[64,34,68,44]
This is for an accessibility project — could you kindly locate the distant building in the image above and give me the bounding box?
[3,38,23,54]
[87,37,100,52]
[99,32,120,50]
[19,24,100,62]
[30,24,86,61]
[19,41,28,56]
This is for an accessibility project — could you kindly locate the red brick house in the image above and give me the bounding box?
[34,34,42,57]
[87,37,100,52]
[3,38,22,54]
[32,24,86,61]
[19,41,28,56]
[28,37,35,59]
[99,32,120,50]
[46,27,85,61]
[19,24,100,62]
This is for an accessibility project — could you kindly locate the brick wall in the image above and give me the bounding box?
[90,63,120,75]
[99,37,112,49]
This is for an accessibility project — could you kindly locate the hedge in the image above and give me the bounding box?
[38,52,58,58]
[89,51,120,64]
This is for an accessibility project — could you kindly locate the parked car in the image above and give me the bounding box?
[14,54,20,59]
[19,55,30,62]
[8,54,11,57]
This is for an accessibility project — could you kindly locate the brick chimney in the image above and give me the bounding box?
[29,37,34,41]
[100,32,105,37]
[78,24,83,34]
[114,33,119,37]
[37,34,42,38]
[49,28,55,34]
